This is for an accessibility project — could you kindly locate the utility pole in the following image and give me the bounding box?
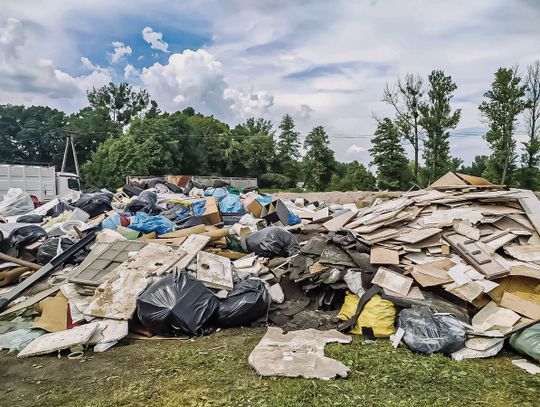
[61,133,80,176]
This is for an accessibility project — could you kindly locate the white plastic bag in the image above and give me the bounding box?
[0,188,34,216]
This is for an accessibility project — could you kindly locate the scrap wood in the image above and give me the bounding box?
[0,252,40,270]
[175,234,211,269]
[0,285,60,317]
[196,251,233,290]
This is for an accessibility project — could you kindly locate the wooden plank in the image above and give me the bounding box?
[159,224,206,239]
[0,286,59,317]
[370,247,399,265]
[372,267,413,296]
[196,251,233,290]
[175,234,211,269]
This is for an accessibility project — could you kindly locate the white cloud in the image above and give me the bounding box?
[0,18,111,106]
[124,63,139,79]
[110,41,132,64]
[141,48,274,120]
[347,144,366,154]
[142,26,169,52]
[0,17,25,60]
[224,88,274,117]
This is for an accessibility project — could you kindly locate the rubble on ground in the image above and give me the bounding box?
[0,172,539,377]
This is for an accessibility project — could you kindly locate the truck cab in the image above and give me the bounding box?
[56,172,82,196]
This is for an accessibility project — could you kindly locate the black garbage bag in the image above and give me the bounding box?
[246,227,299,258]
[72,192,113,218]
[9,225,47,249]
[217,279,271,328]
[17,214,43,223]
[137,271,220,336]
[398,307,467,354]
[46,201,75,218]
[35,236,87,265]
[126,191,159,214]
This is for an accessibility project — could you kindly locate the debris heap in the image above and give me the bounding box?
[0,172,539,378]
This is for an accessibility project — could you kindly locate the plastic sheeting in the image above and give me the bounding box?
[510,323,540,362]
[398,306,467,354]
[46,201,75,218]
[219,194,244,214]
[126,191,158,214]
[9,225,47,249]
[16,214,43,223]
[128,212,175,236]
[217,279,271,328]
[246,227,299,258]
[0,188,34,216]
[137,271,220,336]
[72,192,113,218]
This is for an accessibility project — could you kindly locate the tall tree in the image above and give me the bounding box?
[460,155,489,177]
[302,126,336,190]
[383,74,424,181]
[0,105,67,166]
[67,107,121,164]
[231,118,276,178]
[81,133,162,189]
[369,118,411,190]
[275,114,301,185]
[87,82,152,127]
[520,61,540,189]
[419,70,462,184]
[479,67,527,185]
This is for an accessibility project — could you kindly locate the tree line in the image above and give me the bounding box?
[372,62,540,190]
[0,61,539,191]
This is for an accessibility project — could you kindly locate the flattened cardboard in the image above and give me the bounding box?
[370,247,400,265]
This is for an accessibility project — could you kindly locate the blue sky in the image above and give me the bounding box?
[1,0,539,166]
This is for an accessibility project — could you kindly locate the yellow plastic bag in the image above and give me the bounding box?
[352,295,395,337]
[337,291,359,321]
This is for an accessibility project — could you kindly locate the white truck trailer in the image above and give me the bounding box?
[0,164,81,201]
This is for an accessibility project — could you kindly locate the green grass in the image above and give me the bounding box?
[2,328,538,407]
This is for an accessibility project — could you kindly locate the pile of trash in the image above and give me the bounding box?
[0,172,539,379]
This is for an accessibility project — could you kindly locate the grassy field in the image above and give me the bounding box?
[1,327,538,407]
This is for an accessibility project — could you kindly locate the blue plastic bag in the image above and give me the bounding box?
[219,194,244,214]
[212,187,228,203]
[288,211,301,226]
[129,212,175,236]
[256,196,272,206]
[102,213,121,229]
[191,200,206,217]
